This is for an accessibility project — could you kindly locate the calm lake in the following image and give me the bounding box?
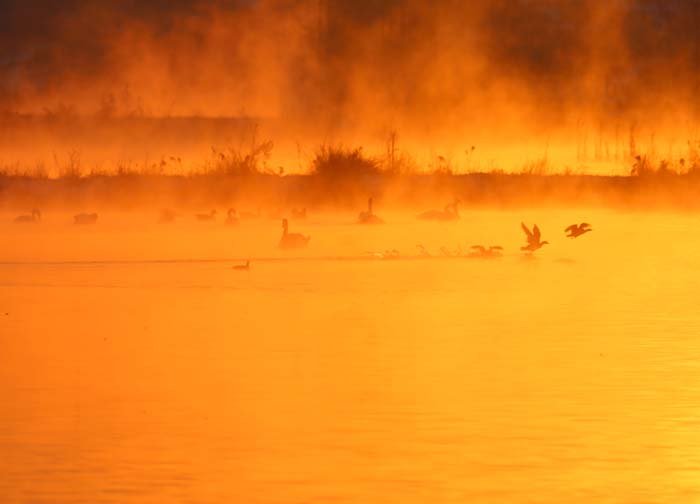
[2,209,700,503]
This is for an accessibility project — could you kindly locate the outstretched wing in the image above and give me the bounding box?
[490,246,503,251]
[580,222,591,229]
[565,224,578,233]
[521,222,534,241]
[471,245,486,253]
[533,224,542,242]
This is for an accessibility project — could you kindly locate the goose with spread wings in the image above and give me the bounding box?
[565,222,592,238]
[521,223,548,252]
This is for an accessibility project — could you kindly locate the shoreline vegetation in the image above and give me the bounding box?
[2,114,700,210]
[4,166,700,212]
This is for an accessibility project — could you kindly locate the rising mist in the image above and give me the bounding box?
[1,0,700,176]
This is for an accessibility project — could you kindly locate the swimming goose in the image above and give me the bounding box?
[233,260,250,271]
[279,218,310,249]
[521,222,548,252]
[358,197,384,224]
[226,208,239,225]
[418,199,460,221]
[15,209,41,223]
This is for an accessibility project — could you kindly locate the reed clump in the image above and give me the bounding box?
[311,144,381,179]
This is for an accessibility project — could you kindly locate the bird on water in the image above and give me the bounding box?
[469,245,503,258]
[226,208,239,226]
[15,209,41,223]
[279,218,310,249]
[358,197,384,224]
[233,260,250,271]
[417,199,460,221]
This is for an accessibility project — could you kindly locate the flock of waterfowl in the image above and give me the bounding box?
[13,209,99,225]
[11,198,593,271]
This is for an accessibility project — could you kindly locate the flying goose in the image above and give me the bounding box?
[565,222,592,238]
[521,222,548,252]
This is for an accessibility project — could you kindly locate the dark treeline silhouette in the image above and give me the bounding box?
[2,0,700,129]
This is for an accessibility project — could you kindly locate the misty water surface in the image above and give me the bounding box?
[2,209,700,503]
